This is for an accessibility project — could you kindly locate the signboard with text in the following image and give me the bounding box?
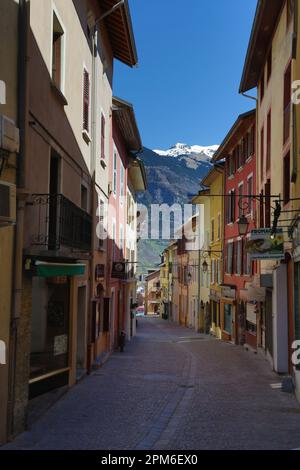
[246,229,284,260]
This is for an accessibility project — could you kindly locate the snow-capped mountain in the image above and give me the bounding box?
[153,143,219,170]
[137,143,219,272]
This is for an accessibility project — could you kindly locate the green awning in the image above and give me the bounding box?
[35,261,85,278]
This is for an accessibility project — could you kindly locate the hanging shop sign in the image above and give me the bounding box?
[246,229,284,260]
[112,261,127,279]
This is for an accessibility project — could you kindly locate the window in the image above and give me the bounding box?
[236,240,242,275]
[248,126,255,157]
[120,163,125,202]
[98,199,106,249]
[238,183,244,218]
[217,213,221,240]
[226,242,234,275]
[247,175,253,216]
[227,190,236,224]
[267,48,272,82]
[101,114,105,160]
[260,126,264,182]
[283,151,291,205]
[266,110,271,172]
[211,219,215,242]
[81,184,88,211]
[113,148,117,194]
[52,12,64,90]
[211,260,215,285]
[217,259,221,284]
[284,62,292,144]
[229,153,235,176]
[265,179,271,228]
[260,70,265,102]
[112,220,116,260]
[83,69,90,132]
[120,225,124,258]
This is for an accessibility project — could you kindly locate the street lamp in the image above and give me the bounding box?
[237,215,249,237]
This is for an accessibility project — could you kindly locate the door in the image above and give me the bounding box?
[48,151,60,250]
[224,303,233,336]
[76,286,86,374]
[265,289,273,357]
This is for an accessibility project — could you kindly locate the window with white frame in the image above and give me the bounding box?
[120,162,125,203]
[52,11,65,91]
[112,220,116,260]
[113,148,118,195]
[83,69,90,132]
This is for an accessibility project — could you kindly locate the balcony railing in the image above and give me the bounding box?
[283,103,291,144]
[30,194,92,251]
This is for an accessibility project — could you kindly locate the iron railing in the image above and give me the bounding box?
[30,194,92,251]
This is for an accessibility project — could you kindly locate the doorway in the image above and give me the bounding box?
[76,286,87,377]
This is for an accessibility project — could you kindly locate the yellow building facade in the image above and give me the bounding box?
[200,165,225,339]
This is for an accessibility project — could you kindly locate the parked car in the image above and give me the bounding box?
[136,306,145,317]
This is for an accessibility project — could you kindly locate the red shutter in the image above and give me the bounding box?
[83,70,90,132]
[101,114,105,159]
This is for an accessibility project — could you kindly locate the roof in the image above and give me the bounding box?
[239,0,285,93]
[201,163,224,188]
[101,0,138,67]
[112,96,142,152]
[145,269,160,281]
[213,110,256,161]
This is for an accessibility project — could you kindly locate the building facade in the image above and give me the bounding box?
[240,0,294,376]
[1,0,139,443]
[213,110,257,348]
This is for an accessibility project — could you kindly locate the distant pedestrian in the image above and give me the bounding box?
[119,331,126,353]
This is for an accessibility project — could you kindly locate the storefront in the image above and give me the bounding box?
[28,261,86,399]
[240,284,266,352]
[210,289,221,339]
[220,286,236,342]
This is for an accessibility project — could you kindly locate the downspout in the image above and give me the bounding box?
[87,20,98,375]
[7,0,29,439]
[291,0,298,183]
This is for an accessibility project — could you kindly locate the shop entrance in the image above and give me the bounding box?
[29,277,70,399]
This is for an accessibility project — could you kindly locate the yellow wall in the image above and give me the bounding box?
[209,169,224,339]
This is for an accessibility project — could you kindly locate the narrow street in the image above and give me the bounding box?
[4,318,300,451]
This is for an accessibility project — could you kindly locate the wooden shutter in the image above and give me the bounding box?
[101,114,105,159]
[103,297,110,332]
[266,111,271,172]
[83,70,90,132]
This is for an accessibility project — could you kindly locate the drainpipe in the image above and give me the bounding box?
[7,0,29,439]
[86,16,98,375]
[292,0,298,183]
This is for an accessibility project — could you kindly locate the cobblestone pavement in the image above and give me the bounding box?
[3,318,300,450]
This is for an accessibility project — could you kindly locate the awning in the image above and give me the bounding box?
[35,261,85,278]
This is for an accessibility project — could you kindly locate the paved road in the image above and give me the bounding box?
[3,318,300,450]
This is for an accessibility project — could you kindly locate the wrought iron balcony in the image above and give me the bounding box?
[30,194,92,251]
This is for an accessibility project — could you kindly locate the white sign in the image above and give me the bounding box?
[0,81,6,105]
[54,334,68,356]
[0,340,6,364]
[246,303,257,325]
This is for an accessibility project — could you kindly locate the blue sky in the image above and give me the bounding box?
[114,0,258,150]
